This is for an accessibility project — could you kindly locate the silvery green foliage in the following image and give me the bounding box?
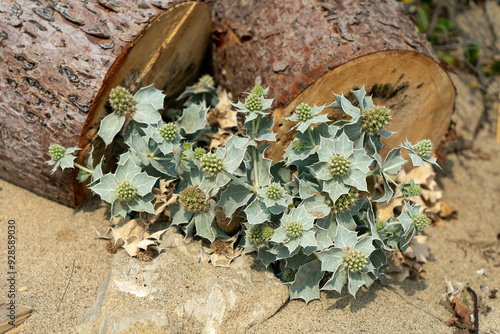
[176,74,219,107]
[49,82,439,304]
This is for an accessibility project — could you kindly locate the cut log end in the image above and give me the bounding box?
[267,51,456,162]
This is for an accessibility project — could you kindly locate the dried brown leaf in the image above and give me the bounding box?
[202,234,242,267]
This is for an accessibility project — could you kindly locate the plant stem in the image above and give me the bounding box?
[357,232,372,240]
[252,114,262,138]
[74,163,93,175]
[252,146,259,189]
[306,127,316,146]
[383,172,399,187]
[222,170,257,193]
[366,168,380,177]
[152,157,172,161]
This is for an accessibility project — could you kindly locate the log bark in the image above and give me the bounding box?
[211,0,455,161]
[0,0,211,207]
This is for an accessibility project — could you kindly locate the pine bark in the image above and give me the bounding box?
[0,0,211,206]
[211,0,455,161]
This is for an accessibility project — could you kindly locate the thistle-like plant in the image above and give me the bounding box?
[49,82,439,304]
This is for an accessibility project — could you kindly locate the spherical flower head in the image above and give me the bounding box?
[200,153,223,176]
[262,225,274,239]
[414,139,433,157]
[328,154,352,177]
[248,226,264,245]
[179,186,209,213]
[49,144,65,161]
[109,86,137,116]
[116,181,137,202]
[283,267,295,282]
[159,123,178,142]
[245,93,262,112]
[361,105,392,136]
[343,247,368,272]
[193,147,207,160]
[403,183,422,197]
[292,140,306,151]
[329,189,358,215]
[412,213,430,232]
[376,220,385,232]
[251,84,265,96]
[266,183,282,200]
[197,74,215,87]
[295,103,313,122]
[285,220,302,239]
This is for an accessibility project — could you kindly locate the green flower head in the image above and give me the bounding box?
[376,220,385,232]
[251,84,266,97]
[283,267,295,282]
[245,93,262,112]
[285,220,303,238]
[329,189,358,216]
[109,86,137,116]
[266,183,282,200]
[197,74,215,87]
[248,226,264,245]
[49,144,65,161]
[159,123,178,142]
[292,140,306,151]
[193,147,207,160]
[179,186,209,213]
[200,153,224,176]
[412,213,430,231]
[262,225,275,239]
[361,105,391,136]
[402,182,422,197]
[295,103,313,122]
[343,247,368,272]
[328,154,352,177]
[414,139,433,158]
[116,180,137,202]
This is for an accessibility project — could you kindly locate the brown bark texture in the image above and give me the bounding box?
[0,0,211,207]
[211,0,455,161]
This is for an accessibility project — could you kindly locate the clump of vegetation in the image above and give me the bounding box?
[48,76,438,302]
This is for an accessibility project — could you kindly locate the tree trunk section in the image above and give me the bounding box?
[211,0,455,161]
[0,0,211,207]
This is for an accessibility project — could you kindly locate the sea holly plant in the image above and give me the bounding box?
[48,81,440,304]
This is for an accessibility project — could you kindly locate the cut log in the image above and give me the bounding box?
[211,0,456,161]
[0,0,211,207]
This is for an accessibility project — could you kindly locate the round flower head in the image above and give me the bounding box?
[376,220,385,232]
[248,226,264,245]
[49,144,65,161]
[361,105,391,136]
[295,103,313,122]
[262,225,274,239]
[200,153,223,176]
[328,154,352,177]
[402,183,422,197]
[343,247,368,272]
[412,213,430,231]
[329,189,358,215]
[266,183,282,200]
[179,186,209,213]
[292,140,306,151]
[116,181,137,202]
[245,93,262,112]
[159,123,178,142]
[197,74,215,87]
[283,267,295,282]
[285,221,302,238]
[251,84,265,97]
[109,86,137,116]
[414,139,433,158]
[193,147,207,160]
